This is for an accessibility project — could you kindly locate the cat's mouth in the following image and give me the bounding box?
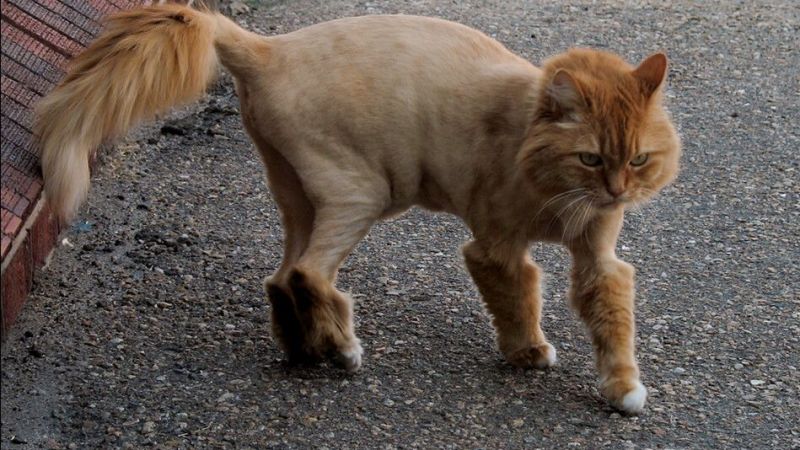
[595,197,629,209]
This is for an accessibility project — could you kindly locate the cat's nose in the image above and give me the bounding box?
[605,174,627,198]
[607,185,625,198]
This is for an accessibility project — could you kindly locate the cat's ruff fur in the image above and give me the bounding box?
[35,5,681,414]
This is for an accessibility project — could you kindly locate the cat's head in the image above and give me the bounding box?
[520,49,681,211]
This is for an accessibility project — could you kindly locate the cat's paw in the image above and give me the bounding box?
[506,342,557,369]
[266,282,312,362]
[335,341,363,373]
[601,378,647,415]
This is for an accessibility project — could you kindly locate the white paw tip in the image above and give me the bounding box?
[544,344,557,364]
[536,343,557,369]
[338,343,363,373]
[620,381,647,414]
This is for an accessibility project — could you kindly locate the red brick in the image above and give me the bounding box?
[8,0,96,46]
[25,179,42,202]
[3,215,22,235]
[2,4,84,57]
[1,235,10,259]
[1,235,32,340]
[1,94,36,131]
[104,0,130,10]
[1,21,68,69]
[0,116,36,160]
[1,187,13,209]
[2,136,39,174]
[84,0,120,16]
[1,75,39,108]
[0,53,55,96]
[61,0,111,24]
[31,0,103,36]
[12,196,30,216]
[2,36,65,85]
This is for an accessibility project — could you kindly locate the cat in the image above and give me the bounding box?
[35,4,681,414]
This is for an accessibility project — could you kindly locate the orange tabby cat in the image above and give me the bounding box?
[35,4,680,413]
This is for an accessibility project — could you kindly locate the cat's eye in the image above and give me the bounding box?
[579,153,603,167]
[630,153,649,166]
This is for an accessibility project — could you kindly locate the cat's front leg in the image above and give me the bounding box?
[569,247,647,414]
[463,240,556,369]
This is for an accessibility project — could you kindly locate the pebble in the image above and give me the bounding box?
[217,392,235,403]
[142,421,156,434]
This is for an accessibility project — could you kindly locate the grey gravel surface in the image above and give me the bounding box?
[2,0,799,448]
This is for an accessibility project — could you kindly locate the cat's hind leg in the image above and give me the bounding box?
[259,145,316,364]
[287,204,380,372]
[463,240,556,369]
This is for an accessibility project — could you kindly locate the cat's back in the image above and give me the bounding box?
[259,15,534,109]
[273,14,523,68]
[253,15,537,142]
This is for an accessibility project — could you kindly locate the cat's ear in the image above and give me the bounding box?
[547,69,586,114]
[632,52,668,98]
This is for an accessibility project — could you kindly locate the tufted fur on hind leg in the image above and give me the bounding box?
[288,268,362,372]
[265,281,316,364]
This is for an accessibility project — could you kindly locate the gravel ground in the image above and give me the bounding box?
[2,1,799,448]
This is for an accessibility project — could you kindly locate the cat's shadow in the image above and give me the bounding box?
[248,343,610,418]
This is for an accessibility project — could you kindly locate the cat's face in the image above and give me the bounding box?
[521,50,681,212]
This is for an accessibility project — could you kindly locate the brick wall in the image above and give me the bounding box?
[1,0,140,341]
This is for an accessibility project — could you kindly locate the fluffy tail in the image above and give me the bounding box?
[34,4,260,222]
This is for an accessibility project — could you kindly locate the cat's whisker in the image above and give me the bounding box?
[560,200,580,243]
[560,194,589,243]
[546,193,585,237]
[574,199,593,244]
[536,189,586,235]
[579,201,593,248]
[532,188,585,224]
[561,202,577,243]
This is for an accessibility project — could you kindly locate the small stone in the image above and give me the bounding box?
[226,0,250,16]
[142,421,156,434]
[673,367,686,375]
[511,418,524,428]
[750,379,765,386]
[217,392,235,403]
[123,418,140,427]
